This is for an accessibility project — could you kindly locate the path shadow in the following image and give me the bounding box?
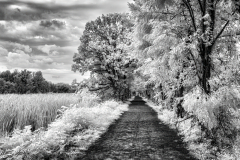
[130,96,146,105]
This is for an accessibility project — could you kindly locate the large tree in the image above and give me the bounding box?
[129,0,240,152]
[72,13,136,99]
[129,0,240,95]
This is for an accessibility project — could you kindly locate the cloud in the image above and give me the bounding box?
[5,49,51,69]
[33,57,54,65]
[100,0,133,13]
[39,19,66,29]
[0,0,132,21]
[43,69,89,84]
[0,20,80,49]
[6,51,32,68]
[0,0,99,21]
[52,75,60,78]
[0,47,8,56]
[37,44,60,55]
[0,41,32,54]
[4,49,71,70]
[0,65,8,72]
[12,43,32,53]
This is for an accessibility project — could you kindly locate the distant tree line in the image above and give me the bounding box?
[0,69,76,94]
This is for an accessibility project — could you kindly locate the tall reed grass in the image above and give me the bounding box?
[0,94,79,135]
[0,89,128,159]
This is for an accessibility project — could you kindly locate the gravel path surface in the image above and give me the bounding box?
[78,96,197,160]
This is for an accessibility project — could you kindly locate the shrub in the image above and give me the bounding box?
[183,86,240,149]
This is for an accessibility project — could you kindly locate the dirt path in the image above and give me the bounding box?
[78,96,197,160]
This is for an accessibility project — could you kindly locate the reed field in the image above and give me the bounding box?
[0,93,79,135]
[0,89,128,159]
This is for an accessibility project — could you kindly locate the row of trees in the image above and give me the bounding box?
[73,0,240,100]
[0,70,75,94]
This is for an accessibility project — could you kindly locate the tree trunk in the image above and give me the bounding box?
[201,48,211,94]
[199,0,215,94]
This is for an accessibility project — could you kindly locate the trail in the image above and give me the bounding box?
[77,96,197,160]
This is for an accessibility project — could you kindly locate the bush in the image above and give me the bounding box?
[183,86,239,149]
[145,86,240,159]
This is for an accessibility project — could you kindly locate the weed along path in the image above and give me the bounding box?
[79,96,196,160]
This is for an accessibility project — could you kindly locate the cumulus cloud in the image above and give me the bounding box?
[6,51,32,68]
[12,43,32,53]
[37,44,60,55]
[0,42,32,55]
[0,20,80,49]
[33,57,54,65]
[39,19,66,29]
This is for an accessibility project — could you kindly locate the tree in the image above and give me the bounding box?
[56,83,71,93]
[31,71,47,93]
[72,13,136,99]
[14,69,33,94]
[0,78,5,94]
[129,0,240,151]
[129,0,240,95]
[48,81,57,93]
[0,70,14,82]
[3,81,16,93]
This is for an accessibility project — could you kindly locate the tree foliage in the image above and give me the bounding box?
[72,13,137,100]
[129,0,240,96]
[129,0,240,152]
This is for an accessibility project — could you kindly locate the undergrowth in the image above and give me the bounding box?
[145,85,240,160]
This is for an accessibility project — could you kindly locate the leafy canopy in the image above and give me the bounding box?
[72,13,136,99]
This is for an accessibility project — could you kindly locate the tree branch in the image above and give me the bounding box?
[212,21,229,46]
[182,0,197,31]
[89,85,110,91]
[197,0,204,15]
[212,10,236,46]
[220,31,240,38]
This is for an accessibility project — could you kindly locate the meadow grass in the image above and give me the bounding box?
[0,93,79,135]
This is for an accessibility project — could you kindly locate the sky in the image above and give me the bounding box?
[0,0,133,84]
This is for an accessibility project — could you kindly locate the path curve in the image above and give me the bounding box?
[77,96,197,160]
